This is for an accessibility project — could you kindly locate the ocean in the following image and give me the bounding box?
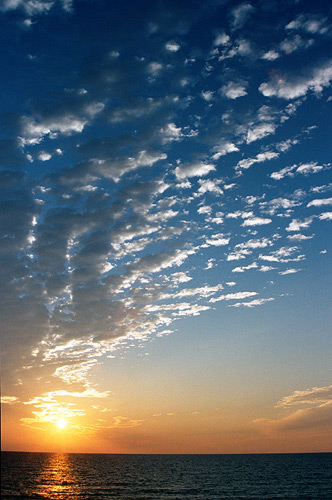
[1,452,331,499]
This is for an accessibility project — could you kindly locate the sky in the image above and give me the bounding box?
[1,0,332,454]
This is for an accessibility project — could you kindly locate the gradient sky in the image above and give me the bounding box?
[1,0,332,454]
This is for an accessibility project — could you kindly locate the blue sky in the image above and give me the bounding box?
[1,0,332,453]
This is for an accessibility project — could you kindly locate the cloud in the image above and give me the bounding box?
[209,291,258,303]
[242,217,272,226]
[255,385,332,435]
[259,265,275,272]
[319,212,332,221]
[285,14,329,35]
[174,284,223,299]
[236,151,279,172]
[147,62,164,76]
[286,217,313,232]
[20,102,104,145]
[261,50,280,61]
[232,262,258,273]
[259,246,303,263]
[0,0,57,15]
[259,60,332,99]
[279,35,314,56]
[201,90,214,101]
[174,162,215,179]
[37,151,52,161]
[229,298,274,308]
[211,141,239,160]
[261,197,300,216]
[230,3,254,30]
[220,81,248,99]
[203,234,230,247]
[279,268,301,275]
[276,385,332,407]
[307,197,332,207]
[255,402,332,434]
[271,162,326,180]
[287,233,314,241]
[213,32,230,46]
[165,41,180,52]
[197,178,223,196]
[158,123,190,144]
[1,396,18,405]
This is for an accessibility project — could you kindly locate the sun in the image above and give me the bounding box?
[56,418,67,429]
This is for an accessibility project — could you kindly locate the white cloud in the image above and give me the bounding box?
[209,291,257,303]
[203,233,230,247]
[220,81,248,99]
[147,62,163,76]
[246,123,276,144]
[170,272,192,285]
[261,50,280,61]
[232,262,258,273]
[212,141,239,160]
[159,123,183,144]
[287,233,314,241]
[279,35,314,55]
[286,217,313,232]
[1,0,55,15]
[236,151,279,172]
[229,297,274,307]
[319,212,332,221]
[165,41,180,52]
[259,265,276,272]
[174,284,223,299]
[259,246,302,263]
[259,60,332,99]
[263,197,299,214]
[242,217,272,226]
[230,3,254,30]
[214,32,230,46]
[204,258,216,270]
[174,162,215,180]
[307,197,332,207]
[21,102,104,145]
[235,237,273,250]
[277,385,332,407]
[92,151,167,181]
[271,162,325,180]
[201,90,214,101]
[37,151,52,161]
[197,178,223,196]
[279,268,301,275]
[285,14,329,35]
[197,205,212,215]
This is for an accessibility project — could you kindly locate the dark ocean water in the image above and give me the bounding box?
[1,452,331,500]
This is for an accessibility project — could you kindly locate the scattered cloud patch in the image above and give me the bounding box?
[259,60,332,99]
[230,3,254,30]
[174,162,215,180]
[220,81,248,99]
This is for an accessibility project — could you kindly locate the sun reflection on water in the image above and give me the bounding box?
[34,453,82,499]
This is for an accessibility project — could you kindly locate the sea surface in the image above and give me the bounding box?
[1,452,331,499]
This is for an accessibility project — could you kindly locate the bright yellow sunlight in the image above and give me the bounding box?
[56,419,67,429]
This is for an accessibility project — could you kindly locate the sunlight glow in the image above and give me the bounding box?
[56,418,67,429]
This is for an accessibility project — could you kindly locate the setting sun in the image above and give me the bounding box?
[56,419,67,429]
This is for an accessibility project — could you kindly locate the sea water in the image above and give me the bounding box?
[1,452,331,499]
